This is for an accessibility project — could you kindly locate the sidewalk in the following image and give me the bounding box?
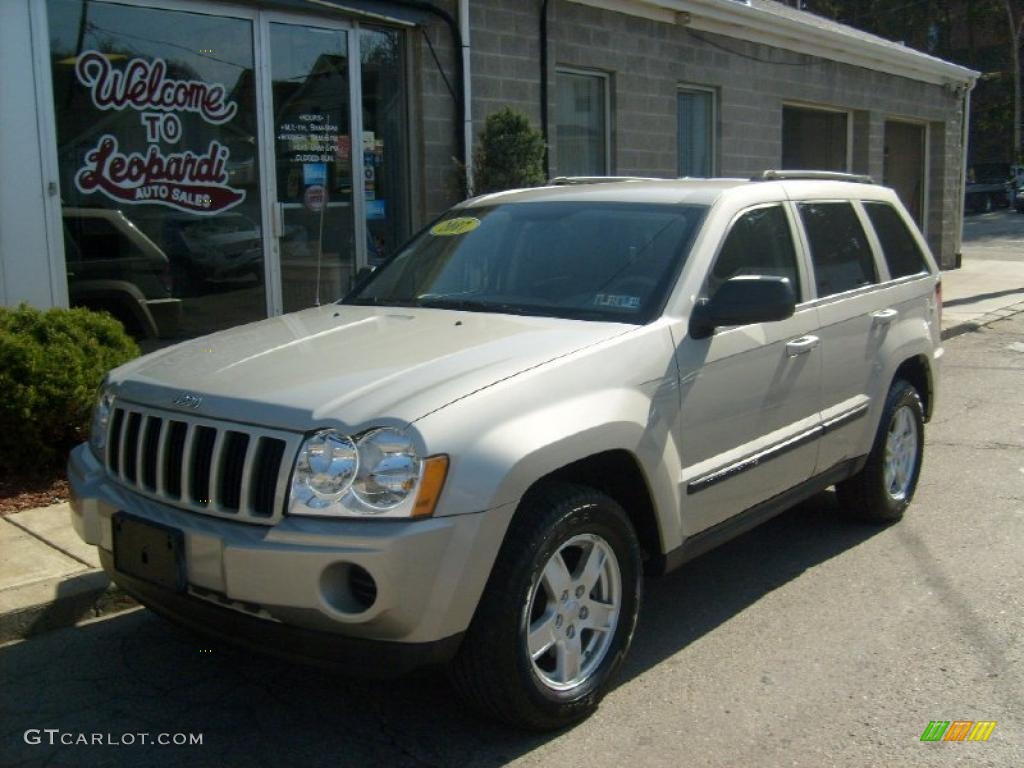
[0,504,136,643]
[2,250,1024,645]
[940,256,1024,338]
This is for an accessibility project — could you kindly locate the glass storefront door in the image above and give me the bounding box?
[46,2,407,341]
[47,0,269,340]
[266,20,356,311]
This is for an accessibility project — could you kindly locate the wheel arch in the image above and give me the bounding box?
[893,354,934,420]
[522,449,665,574]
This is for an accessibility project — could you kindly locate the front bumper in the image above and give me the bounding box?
[68,444,515,670]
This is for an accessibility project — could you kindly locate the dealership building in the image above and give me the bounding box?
[0,0,977,340]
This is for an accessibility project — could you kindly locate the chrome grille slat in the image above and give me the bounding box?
[101,402,295,525]
[154,418,169,494]
[133,413,148,487]
[207,429,228,512]
[117,408,131,480]
[237,437,259,516]
[180,423,197,505]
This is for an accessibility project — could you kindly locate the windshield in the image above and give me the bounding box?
[344,201,707,323]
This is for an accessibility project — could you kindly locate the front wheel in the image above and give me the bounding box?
[450,484,642,730]
[837,380,924,523]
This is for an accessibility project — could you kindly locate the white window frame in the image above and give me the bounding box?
[677,84,718,178]
[781,101,854,173]
[555,67,612,176]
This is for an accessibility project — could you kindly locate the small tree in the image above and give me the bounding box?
[472,108,546,194]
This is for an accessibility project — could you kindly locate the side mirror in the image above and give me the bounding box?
[352,264,376,289]
[689,275,796,340]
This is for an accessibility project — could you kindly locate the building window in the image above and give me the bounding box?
[677,87,715,178]
[782,105,850,172]
[555,70,609,177]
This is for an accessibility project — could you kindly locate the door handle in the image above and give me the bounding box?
[272,202,284,238]
[786,335,819,356]
[871,308,899,324]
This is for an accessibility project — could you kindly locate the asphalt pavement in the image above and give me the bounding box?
[2,318,1022,767]
[962,208,1024,262]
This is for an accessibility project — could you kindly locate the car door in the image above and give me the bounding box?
[675,203,822,535]
[792,199,893,473]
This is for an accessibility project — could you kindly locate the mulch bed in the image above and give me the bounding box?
[0,471,70,515]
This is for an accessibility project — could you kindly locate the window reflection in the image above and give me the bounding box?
[361,27,409,264]
[48,0,266,341]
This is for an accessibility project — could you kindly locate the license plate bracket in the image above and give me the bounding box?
[112,512,186,593]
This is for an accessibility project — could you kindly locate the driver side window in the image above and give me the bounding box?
[705,205,801,301]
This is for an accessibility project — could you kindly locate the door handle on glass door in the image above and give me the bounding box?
[786,335,820,356]
[871,308,899,324]
[272,203,284,238]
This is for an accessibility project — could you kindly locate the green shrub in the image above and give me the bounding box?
[0,305,139,475]
[472,107,547,194]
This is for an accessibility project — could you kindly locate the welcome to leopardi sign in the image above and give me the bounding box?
[72,51,245,215]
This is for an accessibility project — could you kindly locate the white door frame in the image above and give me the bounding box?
[259,11,366,316]
[30,0,371,320]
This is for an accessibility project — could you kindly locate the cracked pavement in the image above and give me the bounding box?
[2,314,1022,768]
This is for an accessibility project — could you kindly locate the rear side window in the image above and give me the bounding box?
[798,202,877,298]
[864,202,928,279]
[706,205,801,301]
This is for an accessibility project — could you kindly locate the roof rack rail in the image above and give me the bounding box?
[548,176,662,185]
[753,170,875,184]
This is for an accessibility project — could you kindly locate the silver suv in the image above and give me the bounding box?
[69,172,941,730]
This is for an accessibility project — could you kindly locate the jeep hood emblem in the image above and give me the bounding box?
[173,392,202,409]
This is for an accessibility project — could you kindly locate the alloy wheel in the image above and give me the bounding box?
[526,533,621,691]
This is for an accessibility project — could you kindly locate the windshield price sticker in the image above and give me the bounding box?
[430,217,481,236]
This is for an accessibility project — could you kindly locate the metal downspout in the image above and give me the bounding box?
[459,0,473,196]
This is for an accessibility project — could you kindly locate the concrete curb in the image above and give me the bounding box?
[941,300,1024,340]
[0,569,137,645]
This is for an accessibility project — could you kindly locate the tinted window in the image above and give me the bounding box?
[707,205,801,301]
[64,217,146,262]
[348,202,707,323]
[798,202,877,297]
[864,203,928,279]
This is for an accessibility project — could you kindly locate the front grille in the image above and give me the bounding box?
[104,403,300,525]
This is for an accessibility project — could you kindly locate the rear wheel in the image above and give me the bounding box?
[450,484,642,730]
[837,380,924,523]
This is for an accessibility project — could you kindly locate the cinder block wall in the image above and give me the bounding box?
[414,0,965,267]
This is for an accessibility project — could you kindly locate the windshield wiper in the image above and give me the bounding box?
[344,296,418,307]
[413,297,535,315]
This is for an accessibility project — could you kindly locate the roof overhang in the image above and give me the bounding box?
[568,0,979,87]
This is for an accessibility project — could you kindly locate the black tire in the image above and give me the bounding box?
[450,483,642,731]
[837,380,924,523]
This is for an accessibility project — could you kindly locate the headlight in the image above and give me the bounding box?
[352,429,420,510]
[289,427,447,518]
[89,384,114,458]
[290,429,359,508]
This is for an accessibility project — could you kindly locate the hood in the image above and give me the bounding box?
[111,304,631,432]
